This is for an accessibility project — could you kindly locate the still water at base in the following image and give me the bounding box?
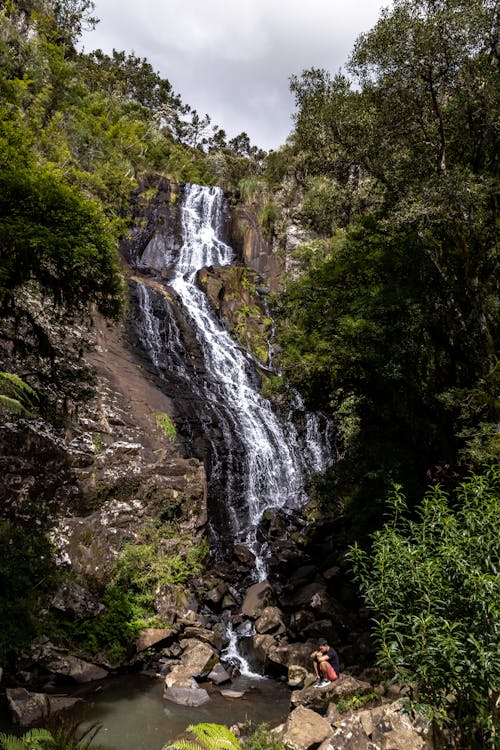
[70,674,290,750]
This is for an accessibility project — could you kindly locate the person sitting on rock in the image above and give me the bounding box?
[311,637,340,687]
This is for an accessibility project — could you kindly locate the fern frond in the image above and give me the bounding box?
[0,728,55,750]
[166,740,204,750]
[188,724,240,750]
[167,724,240,750]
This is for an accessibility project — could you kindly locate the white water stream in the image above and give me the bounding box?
[135,184,332,578]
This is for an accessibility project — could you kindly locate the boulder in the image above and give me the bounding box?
[255,606,286,635]
[267,641,316,672]
[180,639,219,677]
[241,581,275,618]
[136,628,172,653]
[207,663,231,685]
[30,641,108,683]
[164,665,197,688]
[220,689,246,699]
[205,583,229,606]
[163,685,210,707]
[287,665,309,689]
[6,688,81,727]
[154,586,192,623]
[288,583,334,616]
[232,545,256,567]
[278,705,332,750]
[291,674,372,711]
[51,581,105,618]
[320,702,433,750]
[182,626,224,650]
[249,634,276,666]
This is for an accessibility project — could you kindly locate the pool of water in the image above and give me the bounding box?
[1,674,291,750]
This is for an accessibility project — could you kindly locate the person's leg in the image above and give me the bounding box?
[312,654,322,685]
[312,654,320,678]
[320,662,338,683]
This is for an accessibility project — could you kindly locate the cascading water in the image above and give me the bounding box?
[132,183,332,578]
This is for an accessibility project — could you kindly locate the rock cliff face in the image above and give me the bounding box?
[0,308,207,583]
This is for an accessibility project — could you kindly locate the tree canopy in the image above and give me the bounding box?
[276,0,499,522]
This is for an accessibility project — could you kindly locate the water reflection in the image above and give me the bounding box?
[71,674,290,750]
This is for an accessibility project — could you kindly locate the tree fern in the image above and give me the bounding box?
[0,372,38,417]
[166,723,240,750]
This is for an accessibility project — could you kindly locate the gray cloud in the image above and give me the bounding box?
[81,0,388,150]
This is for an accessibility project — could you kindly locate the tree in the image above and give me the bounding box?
[349,467,500,748]
[279,0,499,515]
[0,155,123,319]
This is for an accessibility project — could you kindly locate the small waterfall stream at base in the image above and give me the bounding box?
[132,183,333,576]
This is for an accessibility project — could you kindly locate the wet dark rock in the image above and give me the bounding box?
[291,674,372,712]
[205,582,229,606]
[27,639,108,683]
[51,581,105,618]
[255,606,286,635]
[241,580,276,618]
[207,663,232,685]
[136,628,173,653]
[6,688,81,727]
[232,544,256,567]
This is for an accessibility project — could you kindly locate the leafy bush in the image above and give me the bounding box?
[349,467,500,748]
[257,202,278,240]
[156,411,177,442]
[0,519,60,665]
[114,525,209,608]
[56,585,141,663]
[241,724,286,750]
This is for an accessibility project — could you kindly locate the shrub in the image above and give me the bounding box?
[156,411,177,442]
[349,468,500,748]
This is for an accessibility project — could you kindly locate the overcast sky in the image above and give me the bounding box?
[81,0,389,151]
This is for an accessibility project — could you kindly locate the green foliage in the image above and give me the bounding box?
[56,584,141,663]
[348,467,500,747]
[0,519,60,664]
[167,723,240,750]
[0,728,55,750]
[335,690,377,714]
[277,0,499,519]
[0,371,38,417]
[156,411,177,442]
[55,525,208,661]
[0,154,123,319]
[114,525,208,607]
[0,0,263,416]
[241,724,286,750]
[0,717,105,750]
[238,176,264,203]
[257,202,278,240]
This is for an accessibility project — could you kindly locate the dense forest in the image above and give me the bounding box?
[0,0,499,747]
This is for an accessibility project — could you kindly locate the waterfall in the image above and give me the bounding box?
[133,183,332,576]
